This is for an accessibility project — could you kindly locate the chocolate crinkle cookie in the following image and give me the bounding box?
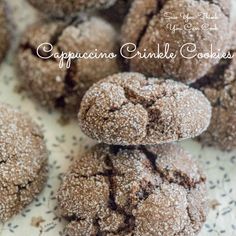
[57,143,208,236]
[121,0,231,83]
[0,103,48,222]
[27,0,116,18]
[78,72,212,145]
[192,50,236,151]
[17,17,120,115]
[0,0,9,63]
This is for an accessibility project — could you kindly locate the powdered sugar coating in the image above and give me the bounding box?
[57,143,208,236]
[0,0,9,63]
[78,72,212,145]
[0,103,48,222]
[192,51,236,150]
[121,0,231,83]
[17,17,120,115]
[27,0,116,18]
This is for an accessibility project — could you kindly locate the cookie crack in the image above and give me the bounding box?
[140,146,205,189]
[191,51,234,89]
[122,86,183,141]
[20,18,85,110]
[20,16,84,59]
[55,60,78,109]
[102,80,189,142]
[0,158,7,164]
[191,50,235,109]
[17,160,47,190]
[104,154,119,212]
[135,0,167,49]
[139,146,158,171]
[99,153,137,235]
[20,22,68,62]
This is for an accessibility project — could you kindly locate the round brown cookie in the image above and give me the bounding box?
[57,143,208,236]
[121,0,231,83]
[78,72,212,145]
[192,51,236,151]
[17,17,120,115]
[27,0,116,18]
[0,103,48,222]
[0,0,9,63]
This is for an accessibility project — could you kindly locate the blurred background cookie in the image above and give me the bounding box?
[121,0,231,83]
[78,72,212,145]
[192,50,236,151]
[0,103,48,222]
[27,0,117,18]
[57,143,208,236]
[0,0,9,63]
[16,16,121,115]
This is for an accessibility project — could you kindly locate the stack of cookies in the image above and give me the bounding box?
[56,72,212,235]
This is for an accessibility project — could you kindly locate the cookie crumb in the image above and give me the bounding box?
[31,217,45,228]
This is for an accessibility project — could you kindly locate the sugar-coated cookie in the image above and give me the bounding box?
[17,17,120,114]
[0,103,48,222]
[121,0,231,83]
[78,72,212,145]
[57,143,208,236]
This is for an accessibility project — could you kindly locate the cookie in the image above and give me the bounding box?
[57,143,208,236]
[121,0,231,83]
[27,0,116,18]
[0,103,48,222]
[192,50,236,150]
[78,72,212,145]
[17,17,120,114]
[0,0,9,63]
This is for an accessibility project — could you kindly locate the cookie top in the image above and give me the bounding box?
[57,143,207,236]
[17,17,120,114]
[0,0,9,63]
[192,50,236,150]
[78,72,212,145]
[0,103,48,222]
[27,0,116,18]
[121,0,231,83]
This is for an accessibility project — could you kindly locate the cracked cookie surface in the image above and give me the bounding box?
[17,17,120,115]
[57,143,208,236]
[121,0,231,83]
[78,72,212,145]
[192,51,236,150]
[27,0,116,18]
[0,0,9,63]
[0,103,48,222]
